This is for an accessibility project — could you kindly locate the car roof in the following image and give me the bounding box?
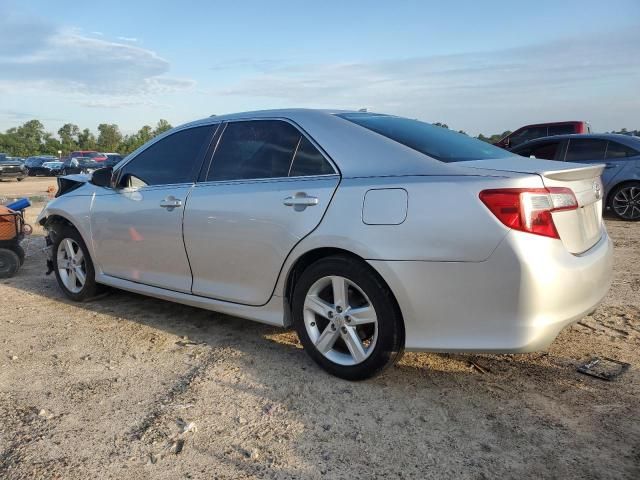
[141,108,474,178]
[513,133,640,149]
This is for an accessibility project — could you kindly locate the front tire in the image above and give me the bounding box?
[609,182,640,221]
[52,226,103,301]
[292,255,404,380]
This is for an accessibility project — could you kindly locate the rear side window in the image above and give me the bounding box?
[289,136,335,176]
[208,120,334,181]
[548,125,576,135]
[606,141,639,159]
[565,139,607,161]
[119,126,213,186]
[515,140,562,160]
[337,113,513,162]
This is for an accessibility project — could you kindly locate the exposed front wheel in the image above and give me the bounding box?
[52,226,103,300]
[293,256,404,380]
[609,182,640,221]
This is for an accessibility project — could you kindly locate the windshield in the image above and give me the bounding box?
[337,113,514,162]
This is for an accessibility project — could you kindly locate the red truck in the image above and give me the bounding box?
[494,121,591,149]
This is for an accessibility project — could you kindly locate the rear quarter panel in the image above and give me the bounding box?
[274,174,545,295]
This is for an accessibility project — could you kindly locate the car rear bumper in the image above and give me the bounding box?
[368,228,613,352]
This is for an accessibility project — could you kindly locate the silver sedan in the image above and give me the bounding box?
[38,109,613,380]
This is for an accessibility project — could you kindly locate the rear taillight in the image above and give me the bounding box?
[479,187,577,239]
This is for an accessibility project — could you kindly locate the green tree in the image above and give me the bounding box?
[97,123,123,152]
[58,123,80,154]
[42,133,62,156]
[78,128,97,150]
[153,119,173,136]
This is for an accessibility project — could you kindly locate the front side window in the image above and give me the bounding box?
[565,139,607,161]
[118,126,213,187]
[337,113,513,162]
[208,120,334,181]
[606,141,639,159]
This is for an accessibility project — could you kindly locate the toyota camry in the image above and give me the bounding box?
[37,109,613,380]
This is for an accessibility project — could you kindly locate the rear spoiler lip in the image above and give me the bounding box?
[457,159,605,182]
[541,164,605,181]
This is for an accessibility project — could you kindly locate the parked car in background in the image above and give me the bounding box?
[38,109,612,380]
[511,134,640,220]
[103,153,124,168]
[68,151,107,162]
[495,121,591,149]
[62,157,102,175]
[41,160,65,176]
[0,156,26,181]
[25,156,58,176]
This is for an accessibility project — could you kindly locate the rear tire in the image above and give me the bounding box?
[609,182,640,221]
[0,248,20,278]
[51,225,104,301]
[292,255,404,380]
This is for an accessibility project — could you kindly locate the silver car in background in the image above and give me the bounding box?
[37,109,613,380]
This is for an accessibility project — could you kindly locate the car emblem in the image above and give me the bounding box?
[593,181,602,200]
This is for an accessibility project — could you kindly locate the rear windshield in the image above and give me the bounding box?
[337,113,514,162]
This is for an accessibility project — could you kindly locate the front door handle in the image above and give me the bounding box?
[160,196,183,211]
[283,193,319,211]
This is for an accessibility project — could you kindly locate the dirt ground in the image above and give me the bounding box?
[0,178,638,479]
[0,177,57,200]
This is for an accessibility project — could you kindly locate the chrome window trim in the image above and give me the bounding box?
[194,173,340,189]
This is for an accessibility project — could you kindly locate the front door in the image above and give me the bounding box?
[183,119,340,305]
[90,125,215,292]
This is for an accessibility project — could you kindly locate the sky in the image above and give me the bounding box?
[0,0,639,136]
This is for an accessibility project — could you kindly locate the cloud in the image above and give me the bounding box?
[117,36,138,43]
[219,28,640,132]
[0,12,194,97]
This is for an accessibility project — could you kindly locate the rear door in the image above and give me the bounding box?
[183,119,340,305]
[564,138,619,188]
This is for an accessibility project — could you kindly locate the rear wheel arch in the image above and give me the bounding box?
[283,247,405,341]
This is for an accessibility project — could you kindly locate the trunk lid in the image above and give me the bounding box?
[459,158,605,254]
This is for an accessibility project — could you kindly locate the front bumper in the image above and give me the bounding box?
[369,229,613,352]
[0,170,25,178]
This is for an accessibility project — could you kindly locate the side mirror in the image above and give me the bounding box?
[90,167,113,188]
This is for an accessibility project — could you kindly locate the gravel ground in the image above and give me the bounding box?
[0,189,638,479]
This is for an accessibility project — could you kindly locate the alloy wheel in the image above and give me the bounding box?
[612,185,640,220]
[303,275,378,366]
[57,238,87,293]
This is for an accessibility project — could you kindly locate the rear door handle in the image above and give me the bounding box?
[160,196,183,211]
[604,163,617,169]
[283,193,319,211]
